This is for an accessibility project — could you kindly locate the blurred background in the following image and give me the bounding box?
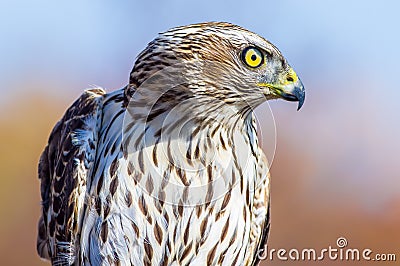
[0,0,399,265]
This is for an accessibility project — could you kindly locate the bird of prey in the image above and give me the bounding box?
[37,22,305,265]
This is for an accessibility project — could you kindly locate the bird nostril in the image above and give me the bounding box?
[286,76,294,82]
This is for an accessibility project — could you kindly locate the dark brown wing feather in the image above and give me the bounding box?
[251,200,271,266]
[37,88,105,265]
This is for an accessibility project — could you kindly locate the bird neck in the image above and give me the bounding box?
[122,88,259,160]
[125,84,253,131]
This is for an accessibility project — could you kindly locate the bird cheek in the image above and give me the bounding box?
[258,73,274,88]
[261,66,277,83]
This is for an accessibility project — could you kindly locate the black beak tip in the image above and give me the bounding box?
[295,81,305,111]
[297,96,305,111]
[279,88,305,111]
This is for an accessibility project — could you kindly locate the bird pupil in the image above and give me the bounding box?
[251,54,257,61]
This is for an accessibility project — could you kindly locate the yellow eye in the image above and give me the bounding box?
[241,46,264,68]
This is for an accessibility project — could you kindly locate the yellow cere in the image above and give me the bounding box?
[257,68,298,89]
[284,68,299,84]
[242,47,263,68]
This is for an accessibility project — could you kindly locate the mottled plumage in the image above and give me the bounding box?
[37,22,304,265]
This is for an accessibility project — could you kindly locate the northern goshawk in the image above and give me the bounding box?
[37,22,305,265]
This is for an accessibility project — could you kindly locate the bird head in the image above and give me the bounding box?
[127,22,305,113]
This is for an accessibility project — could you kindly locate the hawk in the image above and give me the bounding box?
[37,22,305,265]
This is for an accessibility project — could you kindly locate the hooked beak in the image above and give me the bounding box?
[258,68,305,110]
[272,78,305,110]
